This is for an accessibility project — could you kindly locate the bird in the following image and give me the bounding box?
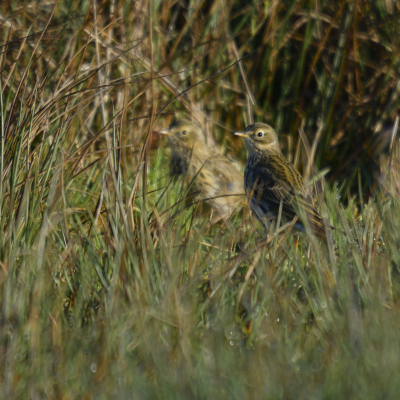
[159,119,245,223]
[234,122,327,238]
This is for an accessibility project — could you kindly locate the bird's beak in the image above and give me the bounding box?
[234,132,247,138]
[158,128,172,136]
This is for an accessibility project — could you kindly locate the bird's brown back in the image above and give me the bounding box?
[245,151,326,237]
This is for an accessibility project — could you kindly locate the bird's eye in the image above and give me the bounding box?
[181,130,187,135]
[257,131,264,137]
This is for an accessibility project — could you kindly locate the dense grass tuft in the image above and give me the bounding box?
[1,1,400,398]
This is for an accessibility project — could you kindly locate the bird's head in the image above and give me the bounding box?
[234,123,279,156]
[159,119,205,148]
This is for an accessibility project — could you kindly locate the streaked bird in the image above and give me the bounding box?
[159,119,244,223]
[234,122,327,238]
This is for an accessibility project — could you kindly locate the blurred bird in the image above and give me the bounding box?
[159,119,244,223]
[234,122,327,238]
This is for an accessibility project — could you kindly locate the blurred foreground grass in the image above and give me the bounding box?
[1,1,400,398]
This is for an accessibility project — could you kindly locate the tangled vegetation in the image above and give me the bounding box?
[1,1,400,398]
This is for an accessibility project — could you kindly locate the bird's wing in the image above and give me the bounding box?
[247,153,326,236]
[204,153,244,194]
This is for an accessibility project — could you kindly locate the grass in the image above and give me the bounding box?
[1,0,400,398]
